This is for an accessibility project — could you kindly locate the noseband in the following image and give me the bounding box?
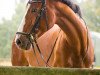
[16,0,50,67]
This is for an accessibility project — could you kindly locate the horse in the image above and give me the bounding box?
[12,0,94,68]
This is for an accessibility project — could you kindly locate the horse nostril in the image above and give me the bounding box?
[16,39,22,45]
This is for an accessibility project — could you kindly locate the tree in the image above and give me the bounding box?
[0,0,26,58]
[79,0,100,32]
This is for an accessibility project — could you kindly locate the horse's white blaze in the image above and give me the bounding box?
[15,4,31,43]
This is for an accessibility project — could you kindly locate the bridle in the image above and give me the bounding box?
[16,0,51,67]
[17,0,48,35]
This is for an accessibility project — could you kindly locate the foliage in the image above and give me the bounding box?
[79,0,100,32]
[0,0,26,58]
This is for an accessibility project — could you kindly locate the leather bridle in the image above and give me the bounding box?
[16,0,51,67]
[17,0,48,35]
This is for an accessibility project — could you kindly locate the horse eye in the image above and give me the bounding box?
[32,8,37,13]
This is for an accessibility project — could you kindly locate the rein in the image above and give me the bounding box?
[29,34,51,67]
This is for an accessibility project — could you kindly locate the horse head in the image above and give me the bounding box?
[15,0,56,50]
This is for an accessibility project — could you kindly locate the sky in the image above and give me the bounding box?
[0,0,81,22]
[0,0,16,22]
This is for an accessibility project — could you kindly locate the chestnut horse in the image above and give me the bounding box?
[12,0,94,68]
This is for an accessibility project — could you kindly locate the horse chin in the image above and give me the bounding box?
[22,45,31,50]
[16,43,31,50]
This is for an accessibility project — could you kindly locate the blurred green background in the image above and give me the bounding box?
[0,0,100,66]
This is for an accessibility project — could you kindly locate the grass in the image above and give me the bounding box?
[0,66,100,75]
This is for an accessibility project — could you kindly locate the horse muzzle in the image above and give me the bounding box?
[15,35,31,50]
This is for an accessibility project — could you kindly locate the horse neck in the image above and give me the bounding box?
[53,2,88,51]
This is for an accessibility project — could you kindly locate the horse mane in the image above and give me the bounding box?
[61,0,82,18]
